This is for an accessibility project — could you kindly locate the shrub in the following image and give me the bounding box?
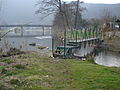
[2,59,13,64]
[1,69,16,76]
[10,79,20,85]
[0,66,5,70]
[13,64,26,69]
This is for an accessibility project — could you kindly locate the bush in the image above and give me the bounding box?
[1,68,7,74]
[0,66,5,70]
[0,84,12,90]
[1,69,16,76]
[2,59,13,64]
[13,64,26,69]
[10,79,20,85]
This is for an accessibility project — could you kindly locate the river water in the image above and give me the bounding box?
[0,29,120,67]
[0,29,52,53]
[75,45,120,67]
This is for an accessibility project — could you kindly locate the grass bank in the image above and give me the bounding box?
[0,52,120,90]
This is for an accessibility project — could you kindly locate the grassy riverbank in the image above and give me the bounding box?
[0,52,120,90]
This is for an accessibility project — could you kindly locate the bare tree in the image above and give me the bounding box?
[36,0,85,30]
[36,0,85,56]
[35,0,61,20]
[101,9,113,24]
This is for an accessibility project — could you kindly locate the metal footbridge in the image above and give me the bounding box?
[53,27,103,58]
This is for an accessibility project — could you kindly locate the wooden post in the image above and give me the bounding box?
[93,27,95,38]
[21,26,23,37]
[50,27,52,35]
[96,26,98,38]
[42,26,45,36]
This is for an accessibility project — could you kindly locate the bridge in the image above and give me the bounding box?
[53,27,103,58]
[0,25,52,27]
[0,24,53,36]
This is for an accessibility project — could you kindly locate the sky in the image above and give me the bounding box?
[64,0,120,4]
[1,0,120,25]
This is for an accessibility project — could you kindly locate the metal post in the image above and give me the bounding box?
[84,28,86,39]
[64,30,67,58]
[76,30,77,43]
[52,36,54,53]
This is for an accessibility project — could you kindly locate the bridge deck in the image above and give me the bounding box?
[57,46,78,49]
[0,25,52,27]
[69,37,99,43]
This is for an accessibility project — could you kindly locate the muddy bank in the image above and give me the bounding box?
[101,37,120,53]
[101,44,120,53]
[0,48,25,58]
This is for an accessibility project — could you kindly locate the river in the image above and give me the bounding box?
[0,29,120,67]
[0,29,52,52]
[75,44,120,67]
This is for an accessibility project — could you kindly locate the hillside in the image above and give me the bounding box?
[82,3,120,19]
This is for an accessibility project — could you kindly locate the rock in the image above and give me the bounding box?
[29,43,36,46]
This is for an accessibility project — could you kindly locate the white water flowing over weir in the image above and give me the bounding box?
[74,45,94,57]
[73,43,120,67]
[95,51,120,67]
[35,36,52,39]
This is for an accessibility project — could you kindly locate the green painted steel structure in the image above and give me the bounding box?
[52,26,103,58]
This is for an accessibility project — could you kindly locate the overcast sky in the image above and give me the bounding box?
[1,0,120,24]
[64,0,120,4]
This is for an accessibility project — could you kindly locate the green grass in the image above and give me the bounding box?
[0,52,120,90]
